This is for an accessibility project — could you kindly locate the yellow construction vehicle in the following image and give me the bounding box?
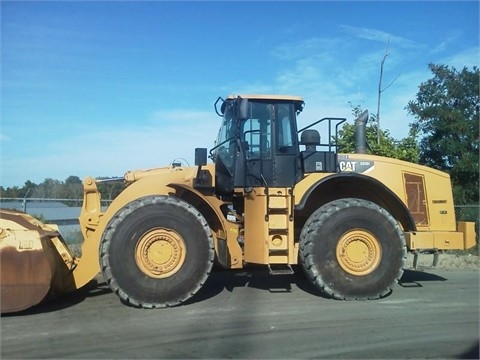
[0,94,476,313]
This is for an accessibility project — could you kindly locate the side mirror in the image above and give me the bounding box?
[238,98,249,120]
[195,148,207,166]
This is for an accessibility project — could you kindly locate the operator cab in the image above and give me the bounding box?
[203,95,345,197]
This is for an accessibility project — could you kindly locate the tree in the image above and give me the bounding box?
[0,186,20,198]
[406,64,479,204]
[32,178,63,198]
[65,175,82,185]
[0,181,36,198]
[336,103,419,163]
[63,175,83,202]
[22,180,37,198]
[0,176,125,202]
[96,177,126,200]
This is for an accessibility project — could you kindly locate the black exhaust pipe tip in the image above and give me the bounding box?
[355,110,369,154]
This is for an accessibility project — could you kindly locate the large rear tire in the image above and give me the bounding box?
[299,198,406,300]
[100,196,214,308]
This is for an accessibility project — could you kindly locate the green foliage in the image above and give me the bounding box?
[0,180,37,198]
[96,177,127,201]
[406,64,479,204]
[337,103,419,163]
[0,185,19,198]
[0,175,125,201]
[28,178,62,198]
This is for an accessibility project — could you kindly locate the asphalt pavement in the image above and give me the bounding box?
[1,267,479,359]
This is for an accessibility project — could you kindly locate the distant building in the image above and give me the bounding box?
[1,201,81,226]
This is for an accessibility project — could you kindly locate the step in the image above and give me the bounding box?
[268,264,294,275]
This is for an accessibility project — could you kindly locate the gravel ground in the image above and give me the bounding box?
[405,252,479,270]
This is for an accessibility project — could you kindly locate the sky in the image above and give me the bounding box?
[1,1,479,188]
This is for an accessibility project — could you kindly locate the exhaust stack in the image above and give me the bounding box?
[355,110,369,154]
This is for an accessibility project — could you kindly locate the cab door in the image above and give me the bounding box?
[237,103,274,188]
[235,102,300,189]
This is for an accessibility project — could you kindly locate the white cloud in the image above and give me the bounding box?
[267,37,396,134]
[431,31,462,54]
[265,30,478,144]
[438,46,480,69]
[270,37,343,62]
[339,25,424,49]
[3,23,477,188]
[1,109,222,187]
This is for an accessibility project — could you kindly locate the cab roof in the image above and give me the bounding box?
[226,94,304,102]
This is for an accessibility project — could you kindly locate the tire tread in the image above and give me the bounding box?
[100,196,214,308]
[299,198,407,300]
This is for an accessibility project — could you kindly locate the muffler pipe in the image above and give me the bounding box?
[355,110,369,154]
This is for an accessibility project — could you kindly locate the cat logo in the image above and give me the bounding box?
[339,160,374,174]
[339,161,357,172]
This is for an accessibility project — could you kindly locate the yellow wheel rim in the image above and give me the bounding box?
[336,229,381,276]
[135,227,186,279]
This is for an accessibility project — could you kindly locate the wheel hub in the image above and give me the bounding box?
[135,228,186,278]
[336,229,381,276]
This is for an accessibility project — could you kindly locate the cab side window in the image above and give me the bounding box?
[276,103,296,154]
[243,103,272,159]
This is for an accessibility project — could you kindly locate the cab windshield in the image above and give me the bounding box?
[212,103,236,173]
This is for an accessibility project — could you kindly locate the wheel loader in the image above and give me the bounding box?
[0,94,476,313]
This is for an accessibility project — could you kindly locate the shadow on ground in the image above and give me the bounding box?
[1,277,112,317]
[187,265,327,305]
[399,269,447,288]
[457,341,480,359]
[191,266,450,304]
[2,267,451,315]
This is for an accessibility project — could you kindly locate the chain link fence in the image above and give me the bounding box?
[1,198,479,247]
[0,198,111,245]
[455,205,480,252]
[455,205,480,223]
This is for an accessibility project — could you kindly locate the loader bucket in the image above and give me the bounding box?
[0,209,77,314]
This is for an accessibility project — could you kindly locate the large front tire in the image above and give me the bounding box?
[100,196,214,308]
[299,198,406,300]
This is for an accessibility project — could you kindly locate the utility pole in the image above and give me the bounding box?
[377,37,399,145]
